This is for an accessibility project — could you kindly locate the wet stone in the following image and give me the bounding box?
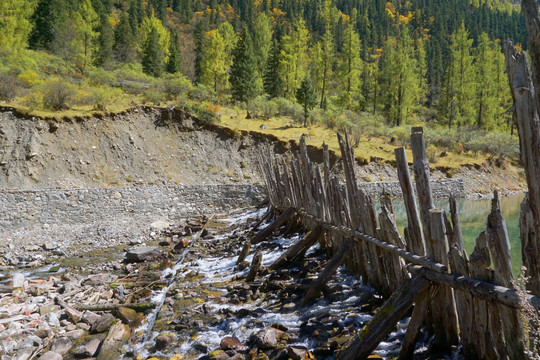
[220,336,247,352]
[90,313,115,333]
[155,334,173,350]
[251,327,285,349]
[117,307,137,324]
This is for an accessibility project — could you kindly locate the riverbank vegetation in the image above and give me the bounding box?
[0,0,522,166]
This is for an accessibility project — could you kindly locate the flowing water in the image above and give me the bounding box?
[387,193,525,275]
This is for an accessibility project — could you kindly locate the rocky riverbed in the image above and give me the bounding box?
[0,208,433,360]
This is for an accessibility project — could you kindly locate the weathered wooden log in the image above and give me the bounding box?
[251,207,296,244]
[395,146,425,256]
[301,240,353,306]
[504,37,540,297]
[336,273,430,360]
[245,252,262,282]
[410,127,435,254]
[448,195,464,249]
[236,239,251,265]
[398,286,432,360]
[270,227,323,270]
[486,191,528,359]
[75,302,157,312]
[427,209,459,350]
[296,209,447,273]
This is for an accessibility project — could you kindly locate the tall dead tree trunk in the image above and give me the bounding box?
[504,0,540,296]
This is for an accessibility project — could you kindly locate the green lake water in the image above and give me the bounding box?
[387,193,525,276]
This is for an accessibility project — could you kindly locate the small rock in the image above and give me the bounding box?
[64,329,85,340]
[287,346,311,360]
[81,311,100,326]
[125,246,162,263]
[39,305,58,316]
[12,273,25,289]
[42,242,56,251]
[91,313,115,333]
[44,312,60,327]
[112,192,122,199]
[159,238,172,247]
[26,245,40,252]
[39,351,63,360]
[252,327,285,349]
[75,338,101,357]
[117,307,137,324]
[220,336,247,352]
[155,335,173,350]
[65,307,83,323]
[51,337,72,356]
[150,220,170,231]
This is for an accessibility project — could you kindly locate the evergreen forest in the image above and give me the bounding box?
[0,0,528,141]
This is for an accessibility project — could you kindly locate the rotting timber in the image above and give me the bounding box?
[255,127,540,359]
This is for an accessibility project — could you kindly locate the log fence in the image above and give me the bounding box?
[255,128,539,359]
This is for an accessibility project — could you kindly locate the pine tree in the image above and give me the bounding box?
[279,19,309,99]
[79,0,99,71]
[230,27,258,115]
[94,14,114,67]
[474,32,498,129]
[194,20,208,84]
[200,29,228,94]
[337,9,363,110]
[0,0,35,51]
[114,13,136,63]
[138,12,170,62]
[440,22,476,128]
[166,31,182,74]
[312,0,335,108]
[252,13,273,91]
[29,0,67,50]
[142,26,164,77]
[380,28,421,126]
[296,76,317,127]
[263,40,283,98]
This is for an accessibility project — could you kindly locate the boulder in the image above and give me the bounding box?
[50,337,72,356]
[90,314,115,333]
[39,351,63,360]
[150,220,170,231]
[252,327,285,349]
[125,246,162,263]
[75,338,101,358]
[220,336,247,352]
[117,307,137,324]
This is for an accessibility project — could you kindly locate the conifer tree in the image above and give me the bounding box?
[441,22,476,128]
[380,28,421,126]
[337,9,363,110]
[0,0,35,51]
[279,19,309,99]
[142,26,164,77]
[263,40,283,98]
[94,14,114,66]
[313,0,335,108]
[194,19,208,84]
[474,32,498,129]
[296,76,317,127]
[230,27,258,115]
[79,0,99,71]
[114,13,136,62]
[139,12,170,62]
[29,0,67,50]
[200,29,228,94]
[166,31,182,74]
[252,13,273,91]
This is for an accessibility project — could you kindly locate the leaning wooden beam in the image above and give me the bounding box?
[251,207,296,244]
[301,240,354,306]
[395,146,425,256]
[296,209,448,273]
[74,302,157,312]
[409,266,540,311]
[398,286,432,360]
[270,227,323,270]
[336,273,430,360]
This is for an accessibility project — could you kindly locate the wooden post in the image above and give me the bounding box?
[398,286,432,359]
[504,33,540,296]
[486,191,528,359]
[336,273,430,360]
[245,252,262,282]
[395,146,425,256]
[427,209,459,350]
[410,128,435,256]
[251,207,296,244]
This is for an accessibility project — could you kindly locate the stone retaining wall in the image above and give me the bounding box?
[0,179,464,230]
[0,185,267,230]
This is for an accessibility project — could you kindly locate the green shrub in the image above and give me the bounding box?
[75,85,123,111]
[181,103,219,125]
[0,70,23,101]
[86,67,116,86]
[161,75,192,100]
[188,84,216,102]
[142,89,165,105]
[41,79,76,110]
[247,95,278,119]
[272,97,303,122]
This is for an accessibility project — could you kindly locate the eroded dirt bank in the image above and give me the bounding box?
[0,106,526,196]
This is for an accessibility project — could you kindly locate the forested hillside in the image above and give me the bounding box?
[0,0,527,137]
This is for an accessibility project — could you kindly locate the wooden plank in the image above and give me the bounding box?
[395,146,425,256]
[245,252,262,282]
[336,273,430,360]
[449,195,464,249]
